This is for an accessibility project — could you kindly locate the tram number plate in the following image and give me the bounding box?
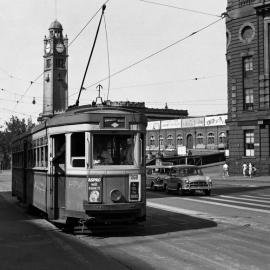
[130,182,139,201]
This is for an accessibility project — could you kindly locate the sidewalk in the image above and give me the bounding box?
[0,179,128,270]
[211,174,270,182]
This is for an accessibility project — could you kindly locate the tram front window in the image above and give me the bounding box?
[93,134,134,165]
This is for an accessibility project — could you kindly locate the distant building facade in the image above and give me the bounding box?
[226,0,270,175]
[146,114,228,156]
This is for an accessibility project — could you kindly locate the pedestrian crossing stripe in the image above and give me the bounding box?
[203,196,270,208]
[220,195,270,204]
[178,197,270,213]
[239,195,270,201]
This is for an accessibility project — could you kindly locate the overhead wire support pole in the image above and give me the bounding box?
[75,4,106,106]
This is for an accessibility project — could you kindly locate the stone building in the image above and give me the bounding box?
[226,0,270,175]
[39,20,68,121]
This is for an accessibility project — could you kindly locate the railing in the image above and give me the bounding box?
[227,0,263,12]
[238,0,257,7]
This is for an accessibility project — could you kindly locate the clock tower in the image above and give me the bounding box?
[41,20,68,119]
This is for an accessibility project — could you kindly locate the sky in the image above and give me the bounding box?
[0,0,227,128]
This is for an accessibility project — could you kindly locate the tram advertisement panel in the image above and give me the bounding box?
[129,174,141,201]
[88,177,102,203]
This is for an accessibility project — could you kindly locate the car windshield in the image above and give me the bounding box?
[172,167,203,176]
[153,168,170,174]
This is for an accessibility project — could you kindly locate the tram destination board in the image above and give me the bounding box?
[103,117,125,128]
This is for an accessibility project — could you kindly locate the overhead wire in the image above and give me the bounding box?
[106,74,225,91]
[82,16,224,92]
[11,1,110,111]
[69,0,110,47]
[139,0,222,18]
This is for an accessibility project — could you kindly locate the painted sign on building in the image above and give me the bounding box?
[147,121,161,130]
[205,115,227,126]
[161,119,182,129]
[182,117,204,128]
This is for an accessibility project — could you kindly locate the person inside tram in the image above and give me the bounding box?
[120,138,134,165]
[52,141,65,173]
[93,141,113,165]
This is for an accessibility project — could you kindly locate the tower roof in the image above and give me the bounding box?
[49,20,63,30]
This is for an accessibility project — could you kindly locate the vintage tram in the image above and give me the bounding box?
[11,102,147,225]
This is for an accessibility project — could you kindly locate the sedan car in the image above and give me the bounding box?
[146,165,171,190]
[164,165,212,195]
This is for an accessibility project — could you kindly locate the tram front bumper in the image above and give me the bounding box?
[83,201,145,212]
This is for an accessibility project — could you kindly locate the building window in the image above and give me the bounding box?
[244,88,254,111]
[46,59,51,68]
[167,134,173,146]
[239,23,255,44]
[207,133,215,144]
[176,134,183,145]
[196,133,204,145]
[244,130,254,156]
[150,136,155,146]
[219,132,226,144]
[243,56,253,75]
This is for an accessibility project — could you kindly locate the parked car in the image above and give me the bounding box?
[164,165,212,196]
[146,165,172,190]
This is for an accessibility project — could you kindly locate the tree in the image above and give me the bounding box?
[0,116,35,169]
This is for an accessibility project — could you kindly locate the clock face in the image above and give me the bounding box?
[45,42,51,53]
[56,43,65,53]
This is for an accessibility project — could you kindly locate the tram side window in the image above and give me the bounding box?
[71,132,85,167]
[93,134,134,166]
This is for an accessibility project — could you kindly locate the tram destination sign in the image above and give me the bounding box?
[104,117,125,128]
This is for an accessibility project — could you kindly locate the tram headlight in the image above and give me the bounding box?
[110,189,122,202]
[89,190,100,203]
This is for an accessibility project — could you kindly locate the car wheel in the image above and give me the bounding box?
[165,184,170,194]
[178,185,186,196]
[204,190,211,196]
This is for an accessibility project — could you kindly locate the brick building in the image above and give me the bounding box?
[226,0,270,175]
[146,114,228,156]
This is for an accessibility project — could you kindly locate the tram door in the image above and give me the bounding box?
[49,134,66,220]
[186,134,193,150]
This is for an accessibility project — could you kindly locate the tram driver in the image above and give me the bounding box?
[52,142,65,173]
[93,141,113,165]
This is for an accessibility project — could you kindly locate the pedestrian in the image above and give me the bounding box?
[242,162,247,177]
[223,162,229,177]
[248,162,253,178]
[252,165,257,176]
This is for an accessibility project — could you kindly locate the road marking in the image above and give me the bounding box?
[176,197,270,214]
[219,195,270,204]
[205,196,270,208]
[147,201,209,217]
[239,195,270,201]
